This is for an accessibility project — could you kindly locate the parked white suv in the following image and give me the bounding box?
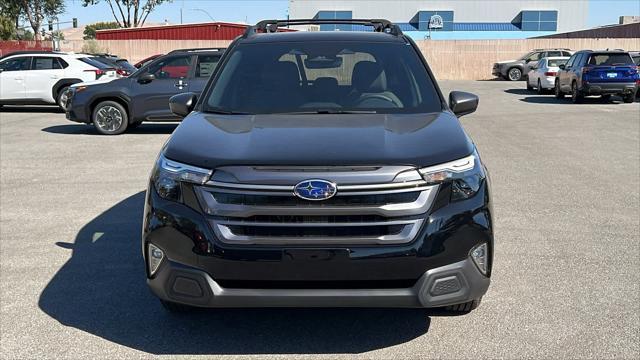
[526,56,570,94]
[0,51,117,109]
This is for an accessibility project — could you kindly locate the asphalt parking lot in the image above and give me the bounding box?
[1,80,638,359]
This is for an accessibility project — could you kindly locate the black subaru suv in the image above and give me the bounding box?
[65,48,225,134]
[144,19,493,313]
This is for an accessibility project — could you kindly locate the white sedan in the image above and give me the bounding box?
[527,57,569,94]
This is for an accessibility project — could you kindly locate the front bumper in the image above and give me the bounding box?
[65,90,91,124]
[148,256,490,308]
[143,173,494,308]
[582,82,637,95]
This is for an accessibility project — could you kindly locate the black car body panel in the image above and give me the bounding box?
[164,112,473,169]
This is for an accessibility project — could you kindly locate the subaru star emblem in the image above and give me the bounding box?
[293,179,337,201]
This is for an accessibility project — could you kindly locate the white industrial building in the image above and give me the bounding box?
[288,0,589,39]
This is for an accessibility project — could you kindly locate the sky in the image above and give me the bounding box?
[58,0,640,30]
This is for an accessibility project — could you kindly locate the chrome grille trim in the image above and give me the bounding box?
[205,179,429,192]
[195,186,437,218]
[211,219,425,245]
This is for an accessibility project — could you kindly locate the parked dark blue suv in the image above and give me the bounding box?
[555,50,639,103]
[143,19,492,314]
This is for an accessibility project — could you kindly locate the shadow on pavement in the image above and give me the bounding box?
[503,88,535,95]
[38,192,432,355]
[1,105,63,113]
[41,123,179,135]
[518,96,624,105]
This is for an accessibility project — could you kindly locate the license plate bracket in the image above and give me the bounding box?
[283,249,350,262]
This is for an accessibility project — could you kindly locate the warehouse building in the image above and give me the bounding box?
[95,22,251,40]
[288,0,589,39]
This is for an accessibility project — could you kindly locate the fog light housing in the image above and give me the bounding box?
[148,243,164,276]
[470,243,488,276]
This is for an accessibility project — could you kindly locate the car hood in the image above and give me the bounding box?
[496,60,520,65]
[163,112,474,169]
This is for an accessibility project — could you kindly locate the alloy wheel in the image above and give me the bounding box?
[508,68,522,81]
[95,105,124,132]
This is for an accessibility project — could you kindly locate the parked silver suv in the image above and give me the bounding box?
[493,48,573,81]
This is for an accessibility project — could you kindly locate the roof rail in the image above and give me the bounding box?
[168,47,227,54]
[0,50,65,59]
[243,19,403,38]
[533,48,572,51]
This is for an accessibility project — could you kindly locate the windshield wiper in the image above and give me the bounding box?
[274,109,378,114]
[204,107,253,115]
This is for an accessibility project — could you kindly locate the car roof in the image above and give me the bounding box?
[239,30,406,44]
[0,50,67,60]
[168,48,226,54]
[544,56,570,59]
[576,49,629,54]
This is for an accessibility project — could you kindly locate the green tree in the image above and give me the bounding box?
[83,21,120,39]
[11,0,65,40]
[0,0,23,32]
[17,29,34,40]
[82,0,172,28]
[0,16,16,40]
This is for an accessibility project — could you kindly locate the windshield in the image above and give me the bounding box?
[587,53,634,66]
[79,57,112,70]
[115,59,137,72]
[519,52,535,60]
[204,41,442,114]
[547,59,568,67]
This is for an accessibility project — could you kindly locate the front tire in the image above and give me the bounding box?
[92,100,128,135]
[623,93,635,103]
[56,86,70,110]
[444,298,482,314]
[507,67,522,81]
[554,80,564,99]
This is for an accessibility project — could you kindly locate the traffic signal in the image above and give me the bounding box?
[48,23,53,31]
[73,18,78,28]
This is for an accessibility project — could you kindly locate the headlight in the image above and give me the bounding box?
[419,152,485,202]
[151,154,212,202]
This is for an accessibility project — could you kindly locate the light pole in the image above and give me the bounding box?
[190,8,215,22]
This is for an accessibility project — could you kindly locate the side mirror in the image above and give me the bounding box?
[137,73,155,84]
[169,92,198,117]
[559,64,565,70]
[0,68,4,73]
[449,91,479,117]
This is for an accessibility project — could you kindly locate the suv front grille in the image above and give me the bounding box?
[194,167,437,245]
[211,191,421,206]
